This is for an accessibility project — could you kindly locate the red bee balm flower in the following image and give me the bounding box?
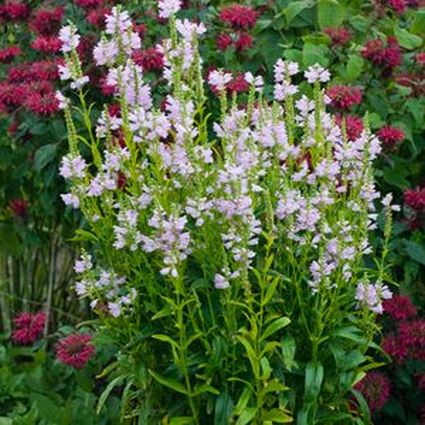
[377,125,404,148]
[25,90,59,115]
[388,0,407,13]
[0,46,21,64]
[29,7,64,35]
[335,114,364,141]
[216,33,233,51]
[416,52,425,66]
[327,85,362,110]
[0,1,30,22]
[219,5,258,29]
[227,74,250,94]
[404,186,425,210]
[382,334,408,363]
[354,371,391,412]
[56,333,95,369]
[9,199,28,217]
[235,32,254,52]
[362,37,402,71]
[31,36,62,54]
[383,295,417,320]
[12,312,46,345]
[75,0,104,9]
[132,48,164,71]
[324,27,351,46]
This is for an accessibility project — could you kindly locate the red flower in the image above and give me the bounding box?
[416,52,425,66]
[354,371,391,412]
[30,60,60,81]
[220,5,258,29]
[99,77,117,96]
[324,27,351,46]
[0,46,21,64]
[11,312,46,345]
[327,85,362,110]
[7,63,34,83]
[377,125,404,148]
[75,0,104,9]
[25,90,59,115]
[235,32,254,52]
[56,333,95,369]
[9,198,28,217]
[29,7,64,35]
[0,83,26,113]
[362,37,402,72]
[382,334,408,363]
[399,320,425,347]
[216,32,233,51]
[133,23,147,38]
[132,47,164,71]
[117,171,127,189]
[227,74,250,94]
[108,103,121,117]
[404,186,425,211]
[86,7,111,27]
[417,374,425,390]
[388,0,407,13]
[31,36,62,54]
[383,295,417,320]
[336,114,364,141]
[0,1,30,22]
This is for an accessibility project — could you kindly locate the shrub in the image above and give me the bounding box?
[57,3,398,423]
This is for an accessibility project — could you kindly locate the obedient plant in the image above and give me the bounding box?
[57,3,397,424]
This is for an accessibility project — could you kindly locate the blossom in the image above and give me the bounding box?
[0,1,30,22]
[383,295,417,320]
[75,0,104,9]
[59,154,88,180]
[11,312,46,345]
[214,274,230,289]
[24,90,59,115]
[56,333,95,368]
[235,32,253,52]
[9,199,28,217]
[327,85,362,110]
[133,47,164,71]
[377,125,404,148]
[31,36,62,53]
[216,33,232,51]
[416,52,425,66]
[382,334,408,363]
[226,74,250,94]
[388,0,407,13]
[86,7,111,27]
[220,5,258,29]
[304,64,330,83]
[362,37,402,71]
[208,69,232,91]
[324,27,351,46]
[158,0,182,19]
[29,7,64,35]
[404,186,425,210]
[354,371,391,412]
[355,281,392,314]
[59,25,81,53]
[0,46,21,63]
[335,114,364,141]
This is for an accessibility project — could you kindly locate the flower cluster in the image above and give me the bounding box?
[56,333,95,369]
[354,371,391,412]
[377,125,405,149]
[11,311,46,345]
[362,36,402,73]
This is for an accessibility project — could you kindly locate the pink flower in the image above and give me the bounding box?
[383,295,417,320]
[56,333,95,369]
[362,37,402,72]
[25,90,59,115]
[327,85,362,110]
[0,1,30,22]
[11,312,46,345]
[86,7,111,27]
[216,32,233,51]
[226,74,250,94]
[388,0,407,13]
[219,5,258,29]
[377,125,404,148]
[9,199,28,217]
[416,52,425,66]
[0,46,21,64]
[75,0,104,9]
[354,371,391,412]
[324,27,351,46]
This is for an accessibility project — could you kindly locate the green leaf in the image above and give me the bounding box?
[262,409,292,423]
[215,390,234,425]
[151,334,179,349]
[304,361,324,401]
[281,335,296,371]
[346,55,364,81]
[318,0,345,29]
[236,407,257,425]
[383,168,410,190]
[169,417,195,425]
[302,43,330,67]
[260,317,291,342]
[410,9,425,34]
[284,1,312,25]
[394,26,422,50]
[236,335,259,378]
[404,240,425,265]
[149,370,188,395]
[97,375,125,414]
[234,386,252,416]
[34,144,57,171]
[193,383,220,396]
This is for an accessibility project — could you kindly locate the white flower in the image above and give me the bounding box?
[158,0,182,18]
[304,64,331,84]
[208,70,232,91]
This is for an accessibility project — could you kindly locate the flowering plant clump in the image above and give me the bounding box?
[55,3,400,423]
[57,0,395,424]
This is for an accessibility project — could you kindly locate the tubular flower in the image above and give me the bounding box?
[56,333,95,368]
[11,312,46,345]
